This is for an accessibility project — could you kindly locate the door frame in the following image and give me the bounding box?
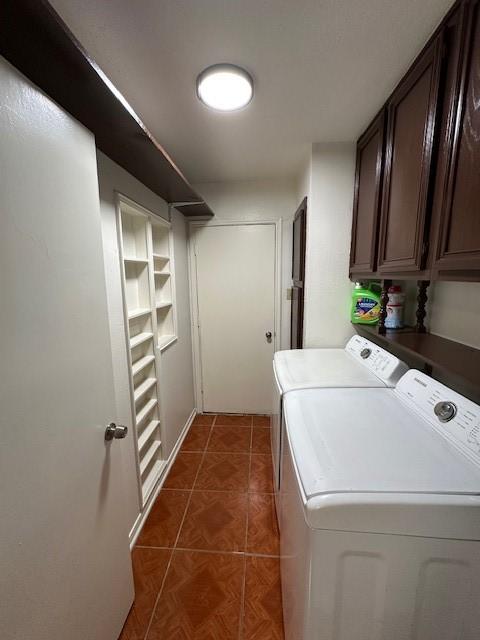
[291,197,307,349]
[188,218,282,412]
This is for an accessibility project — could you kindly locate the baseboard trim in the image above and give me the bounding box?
[128,407,197,549]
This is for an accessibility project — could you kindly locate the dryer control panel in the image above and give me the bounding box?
[396,369,480,466]
[345,336,408,386]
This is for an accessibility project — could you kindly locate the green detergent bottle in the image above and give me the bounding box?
[351,282,381,324]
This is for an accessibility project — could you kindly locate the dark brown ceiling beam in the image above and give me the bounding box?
[0,0,214,217]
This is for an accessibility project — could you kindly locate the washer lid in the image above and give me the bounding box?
[284,387,480,500]
[273,336,407,393]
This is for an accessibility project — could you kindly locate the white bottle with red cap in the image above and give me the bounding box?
[385,284,405,329]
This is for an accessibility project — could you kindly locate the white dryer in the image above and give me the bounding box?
[280,369,480,640]
[272,335,408,505]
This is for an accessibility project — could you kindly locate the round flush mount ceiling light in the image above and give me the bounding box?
[196,64,254,111]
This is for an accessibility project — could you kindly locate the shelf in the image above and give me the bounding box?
[138,419,160,452]
[158,334,176,351]
[140,440,161,475]
[129,332,154,349]
[128,308,151,321]
[134,377,157,404]
[142,459,166,504]
[1,1,214,217]
[354,324,480,404]
[135,398,157,428]
[123,256,148,264]
[115,201,177,517]
[131,354,155,377]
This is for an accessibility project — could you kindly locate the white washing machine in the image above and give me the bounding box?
[272,335,408,507]
[280,369,480,640]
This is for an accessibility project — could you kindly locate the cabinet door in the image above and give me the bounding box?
[378,35,444,274]
[349,110,385,276]
[432,0,480,279]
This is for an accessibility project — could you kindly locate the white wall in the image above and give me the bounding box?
[296,157,311,207]
[300,143,356,348]
[194,178,298,350]
[160,211,196,454]
[97,152,195,532]
[427,281,480,349]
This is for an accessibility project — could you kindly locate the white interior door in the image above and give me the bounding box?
[193,223,276,414]
[0,58,133,639]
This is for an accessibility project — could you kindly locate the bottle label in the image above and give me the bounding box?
[354,297,380,321]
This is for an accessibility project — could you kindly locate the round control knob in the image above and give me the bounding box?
[434,401,457,423]
[360,348,372,359]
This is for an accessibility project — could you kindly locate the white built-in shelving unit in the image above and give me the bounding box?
[116,195,177,506]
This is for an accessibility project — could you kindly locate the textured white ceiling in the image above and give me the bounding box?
[49,0,453,183]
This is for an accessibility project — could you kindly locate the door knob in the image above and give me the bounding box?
[105,423,128,441]
[265,331,272,342]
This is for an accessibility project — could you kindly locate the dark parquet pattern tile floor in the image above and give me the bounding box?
[119,413,284,640]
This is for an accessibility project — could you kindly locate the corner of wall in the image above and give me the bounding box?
[303,143,356,348]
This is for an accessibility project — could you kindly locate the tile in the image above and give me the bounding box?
[181,426,211,452]
[247,493,280,556]
[252,415,271,428]
[146,550,243,640]
[215,414,252,427]
[178,490,248,552]
[249,454,274,493]
[195,452,250,492]
[251,428,271,454]
[119,547,171,640]
[244,556,284,640]
[192,413,216,427]
[163,452,203,490]
[208,425,252,453]
[136,490,190,548]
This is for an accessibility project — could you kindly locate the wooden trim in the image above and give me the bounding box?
[292,198,307,285]
[291,198,307,349]
[0,0,213,217]
[378,279,392,336]
[349,109,385,277]
[175,203,214,217]
[415,280,430,333]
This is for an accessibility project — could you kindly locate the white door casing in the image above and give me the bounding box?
[0,58,133,639]
[189,220,280,414]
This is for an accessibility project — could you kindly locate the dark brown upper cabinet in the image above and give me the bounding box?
[377,35,444,276]
[349,110,386,278]
[431,0,480,280]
